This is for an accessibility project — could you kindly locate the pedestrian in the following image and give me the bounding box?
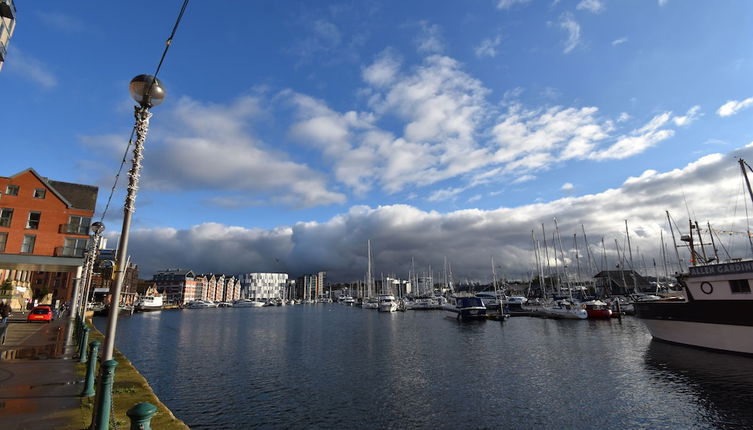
[0,300,10,324]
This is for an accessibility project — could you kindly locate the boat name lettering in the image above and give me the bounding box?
[689,261,753,276]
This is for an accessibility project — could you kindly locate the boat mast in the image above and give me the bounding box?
[625,220,637,293]
[581,224,597,291]
[541,223,552,293]
[660,230,669,281]
[602,237,612,297]
[554,217,572,298]
[491,256,499,303]
[666,211,683,271]
[367,240,373,298]
[707,221,720,263]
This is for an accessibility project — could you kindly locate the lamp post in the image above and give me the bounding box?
[78,221,105,319]
[92,74,165,429]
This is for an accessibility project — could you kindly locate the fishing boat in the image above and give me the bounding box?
[634,159,753,355]
[634,260,753,355]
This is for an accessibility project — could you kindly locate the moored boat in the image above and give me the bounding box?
[377,295,398,312]
[583,300,612,319]
[443,295,487,321]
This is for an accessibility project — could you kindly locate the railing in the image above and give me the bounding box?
[59,224,89,235]
[55,246,86,257]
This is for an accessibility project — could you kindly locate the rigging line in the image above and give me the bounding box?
[98,128,136,224]
[96,0,191,224]
[152,0,191,80]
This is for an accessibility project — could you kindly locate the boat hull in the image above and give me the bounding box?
[635,299,753,355]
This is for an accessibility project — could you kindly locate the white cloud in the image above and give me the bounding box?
[123,146,753,281]
[5,48,57,89]
[559,13,581,54]
[427,187,466,202]
[673,105,701,126]
[612,37,628,46]
[658,0,669,6]
[362,50,402,87]
[561,182,574,191]
[497,0,532,9]
[138,96,345,208]
[415,21,444,54]
[590,112,674,160]
[577,0,604,13]
[717,97,753,117]
[474,36,502,58]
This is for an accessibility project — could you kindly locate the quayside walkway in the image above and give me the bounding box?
[0,313,188,430]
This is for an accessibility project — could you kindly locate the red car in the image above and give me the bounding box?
[27,305,53,323]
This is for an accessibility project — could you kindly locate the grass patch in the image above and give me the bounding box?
[58,318,190,430]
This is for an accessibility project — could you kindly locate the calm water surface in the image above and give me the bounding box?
[95,305,753,429]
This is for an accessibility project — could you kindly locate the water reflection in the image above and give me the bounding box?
[103,308,753,429]
[644,341,753,429]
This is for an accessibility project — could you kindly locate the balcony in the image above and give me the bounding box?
[0,0,16,20]
[55,246,86,258]
[59,223,90,235]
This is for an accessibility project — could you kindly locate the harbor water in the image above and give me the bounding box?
[95,305,753,429]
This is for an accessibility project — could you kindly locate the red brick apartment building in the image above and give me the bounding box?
[0,168,97,309]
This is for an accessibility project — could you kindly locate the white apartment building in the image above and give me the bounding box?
[240,272,288,300]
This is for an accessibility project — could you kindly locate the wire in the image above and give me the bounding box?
[97,0,191,224]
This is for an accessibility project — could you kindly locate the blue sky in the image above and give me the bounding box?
[4,1,753,281]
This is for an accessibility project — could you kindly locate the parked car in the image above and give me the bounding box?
[27,305,53,323]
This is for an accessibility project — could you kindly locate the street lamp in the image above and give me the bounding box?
[79,221,105,318]
[93,74,165,430]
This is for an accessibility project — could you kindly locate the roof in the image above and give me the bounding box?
[47,180,98,211]
[5,168,98,211]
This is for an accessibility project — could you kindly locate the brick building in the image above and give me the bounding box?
[0,168,97,309]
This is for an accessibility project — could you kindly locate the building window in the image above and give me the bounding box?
[0,208,13,227]
[26,211,41,229]
[62,238,88,257]
[33,188,46,199]
[5,185,18,196]
[21,235,36,253]
[67,215,91,235]
[0,232,6,252]
[730,279,751,294]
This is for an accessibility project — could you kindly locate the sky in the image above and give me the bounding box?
[4,0,753,282]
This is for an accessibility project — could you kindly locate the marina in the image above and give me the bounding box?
[97,305,753,429]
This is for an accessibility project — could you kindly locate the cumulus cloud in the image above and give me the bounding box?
[474,36,502,58]
[559,13,581,54]
[123,146,753,281]
[717,97,753,117]
[139,96,345,207]
[561,182,574,191]
[290,54,491,194]
[577,0,604,13]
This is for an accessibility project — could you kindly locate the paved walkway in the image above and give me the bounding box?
[0,314,83,429]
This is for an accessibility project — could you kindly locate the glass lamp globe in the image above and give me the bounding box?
[129,74,166,107]
[91,222,105,235]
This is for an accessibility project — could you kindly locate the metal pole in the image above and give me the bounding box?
[68,267,83,321]
[100,105,151,362]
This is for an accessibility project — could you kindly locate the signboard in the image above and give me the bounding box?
[689,261,753,277]
[93,288,110,293]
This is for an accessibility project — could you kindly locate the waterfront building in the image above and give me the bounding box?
[241,272,288,301]
[0,0,16,72]
[0,168,98,309]
[152,268,200,305]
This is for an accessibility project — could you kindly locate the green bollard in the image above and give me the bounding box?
[94,359,118,430]
[126,402,158,430]
[78,327,90,363]
[80,340,100,397]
